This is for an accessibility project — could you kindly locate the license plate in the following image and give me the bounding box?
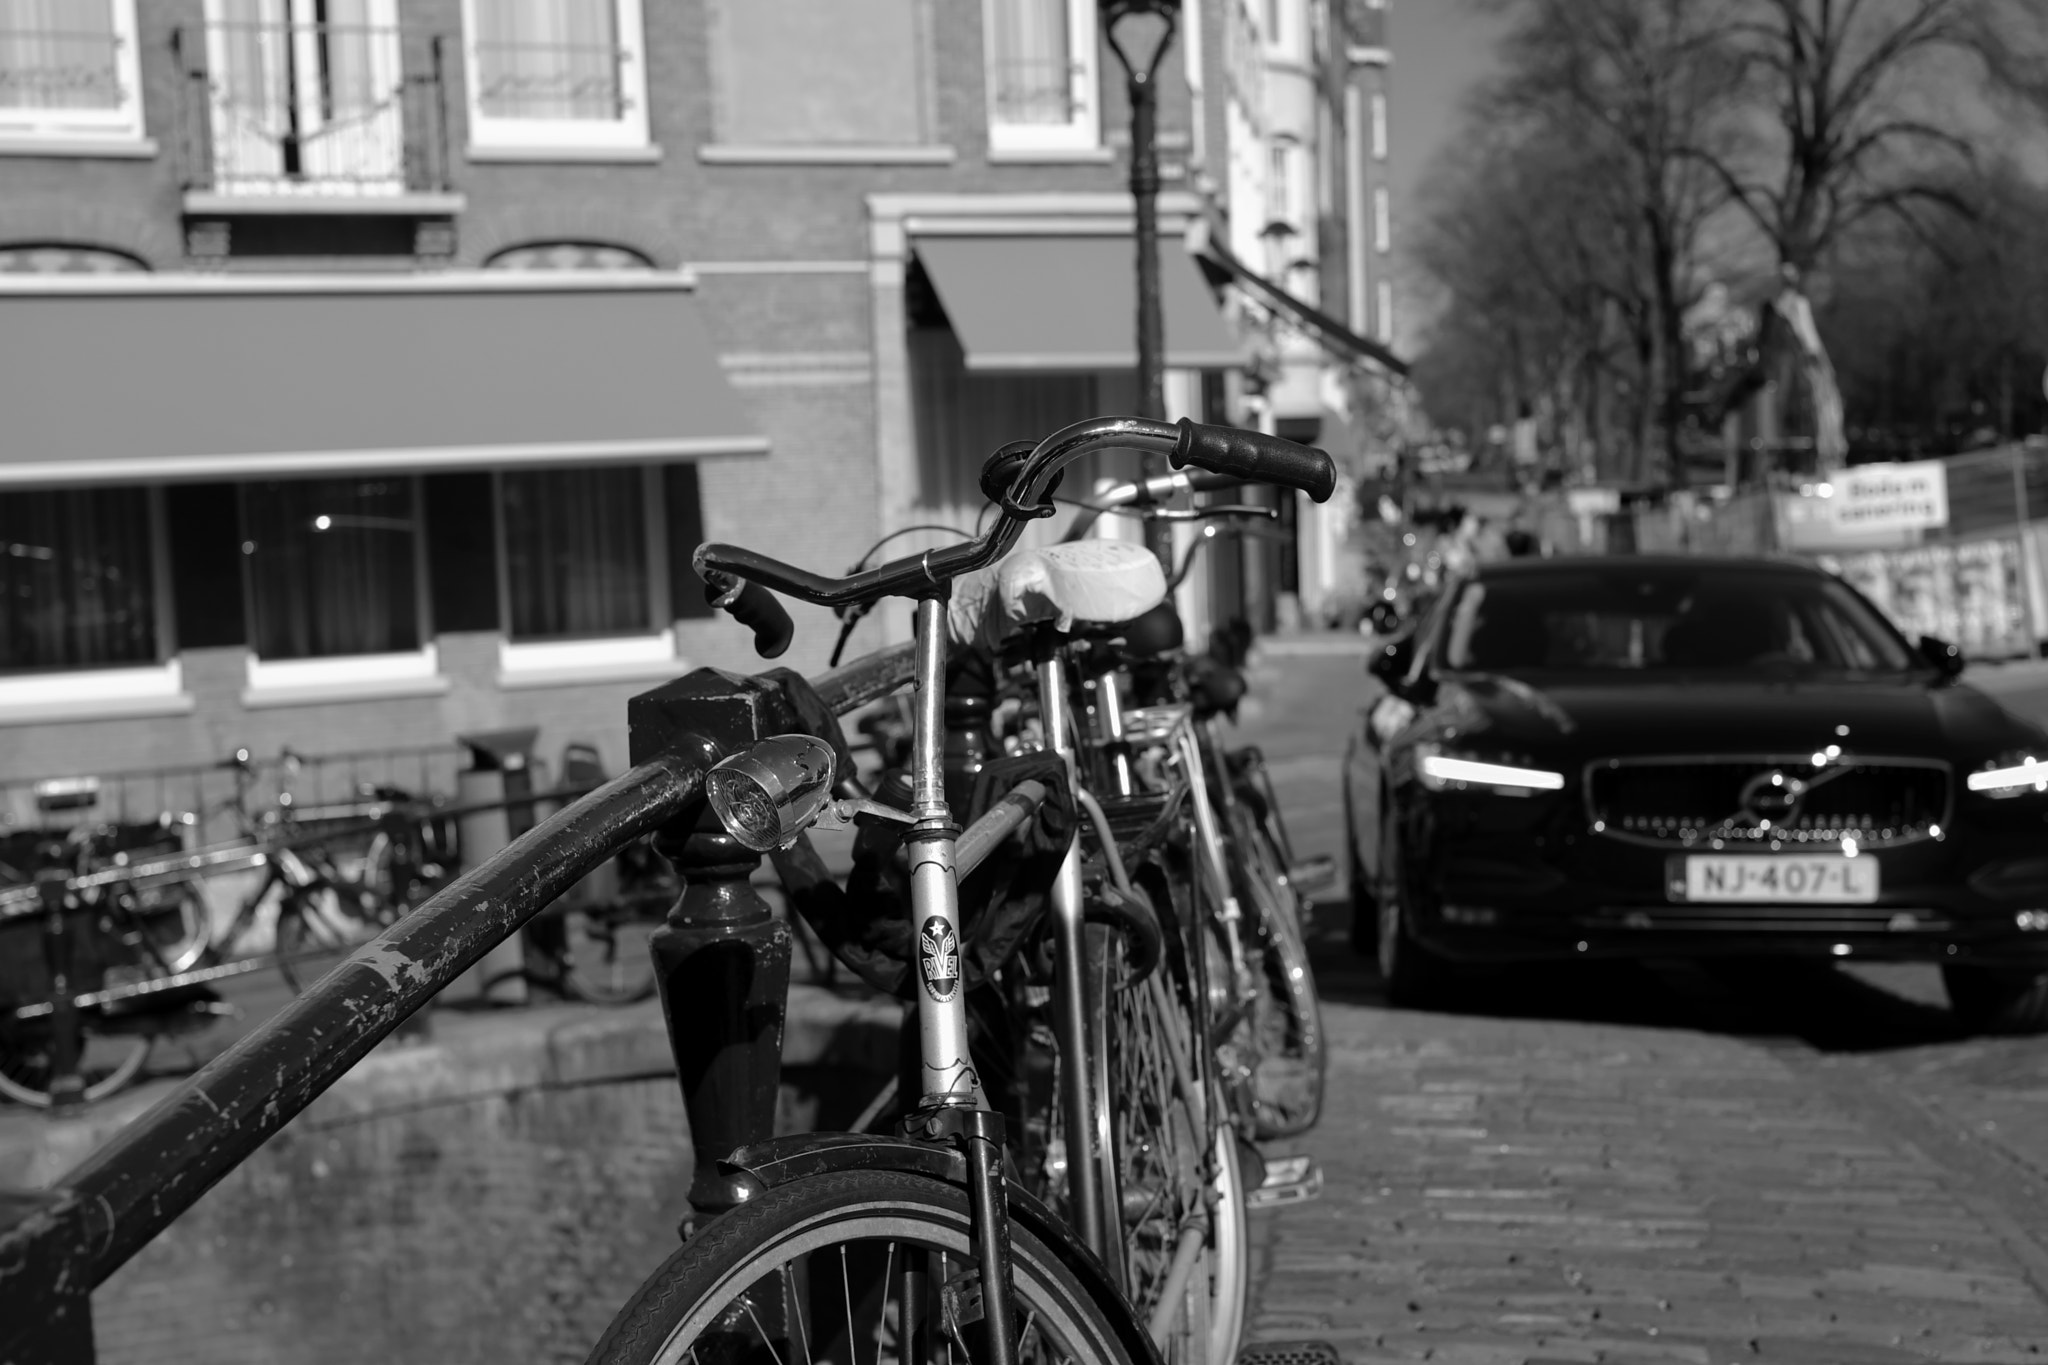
[1680,855,1880,903]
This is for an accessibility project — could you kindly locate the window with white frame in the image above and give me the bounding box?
[1373,184,1391,253]
[984,0,1098,154]
[1375,279,1393,345]
[462,0,649,149]
[1370,91,1387,160]
[0,487,159,673]
[0,0,145,143]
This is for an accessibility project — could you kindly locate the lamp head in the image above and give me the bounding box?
[703,734,838,852]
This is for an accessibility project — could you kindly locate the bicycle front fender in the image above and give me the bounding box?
[721,1131,1164,1365]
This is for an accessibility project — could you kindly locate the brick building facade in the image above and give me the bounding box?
[0,0,1392,812]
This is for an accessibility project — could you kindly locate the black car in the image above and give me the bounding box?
[1342,555,2048,1031]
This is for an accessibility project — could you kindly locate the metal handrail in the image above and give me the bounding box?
[0,641,916,1324]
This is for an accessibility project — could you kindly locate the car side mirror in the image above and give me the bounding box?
[1368,634,1415,690]
[1918,634,1965,678]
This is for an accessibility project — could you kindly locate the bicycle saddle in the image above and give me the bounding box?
[949,540,1168,648]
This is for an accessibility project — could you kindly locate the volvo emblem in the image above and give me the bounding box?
[1739,769,1806,823]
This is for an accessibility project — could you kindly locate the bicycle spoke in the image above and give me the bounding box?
[740,1298,788,1365]
[783,1263,813,1365]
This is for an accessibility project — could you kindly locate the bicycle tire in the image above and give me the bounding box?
[1230,810,1326,1139]
[560,907,659,1005]
[0,1018,153,1108]
[587,1166,1144,1365]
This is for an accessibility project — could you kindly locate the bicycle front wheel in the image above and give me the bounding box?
[587,1166,1144,1365]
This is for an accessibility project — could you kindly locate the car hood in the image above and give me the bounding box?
[1435,673,2045,761]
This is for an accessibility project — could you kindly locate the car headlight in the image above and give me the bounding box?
[1414,741,1565,796]
[1968,752,2048,798]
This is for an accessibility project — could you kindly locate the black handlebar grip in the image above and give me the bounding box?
[703,570,795,659]
[1169,418,1338,503]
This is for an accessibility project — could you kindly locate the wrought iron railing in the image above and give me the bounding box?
[171,21,452,197]
[0,26,125,111]
[471,38,628,122]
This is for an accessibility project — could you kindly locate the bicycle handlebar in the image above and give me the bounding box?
[696,417,1335,624]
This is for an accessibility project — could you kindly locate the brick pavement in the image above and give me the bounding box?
[1230,647,2048,1365]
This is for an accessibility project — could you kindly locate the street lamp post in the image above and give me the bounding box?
[1102,0,1179,559]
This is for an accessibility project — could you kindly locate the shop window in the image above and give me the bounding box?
[984,0,1098,154]
[499,466,660,640]
[0,486,157,672]
[462,0,649,149]
[241,477,423,659]
[708,0,928,146]
[0,0,146,143]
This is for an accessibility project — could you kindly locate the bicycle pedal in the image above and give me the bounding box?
[1288,856,1337,895]
[1246,1154,1322,1209]
[1236,1340,1342,1365]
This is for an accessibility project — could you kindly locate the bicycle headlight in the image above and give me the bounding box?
[704,735,837,852]
[1968,752,2048,798]
[1415,742,1564,796]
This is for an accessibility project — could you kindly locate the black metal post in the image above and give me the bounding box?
[630,667,849,1229]
[1103,1,1181,566]
[38,874,86,1109]
[649,812,791,1228]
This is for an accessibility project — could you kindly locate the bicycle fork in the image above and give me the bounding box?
[901,595,1020,1365]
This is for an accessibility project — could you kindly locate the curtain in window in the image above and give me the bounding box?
[0,0,118,110]
[0,487,156,673]
[244,478,421,659]
[502,468,648,639]
[987,0,1071,125]
[473,0,621,120]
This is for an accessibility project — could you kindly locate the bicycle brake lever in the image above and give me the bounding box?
[1130,503,1280,522]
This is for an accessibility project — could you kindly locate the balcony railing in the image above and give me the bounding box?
[472,39,628,122]
[0,27,125,111]
[173,21,452,200]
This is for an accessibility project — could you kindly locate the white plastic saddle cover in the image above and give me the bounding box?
[948,540,1169,648]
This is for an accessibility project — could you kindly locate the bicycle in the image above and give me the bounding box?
[1064,473,1328,1142]
[586,415,1334,1365]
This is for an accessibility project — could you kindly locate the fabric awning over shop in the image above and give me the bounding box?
[1195,239,1411,378]
[0,274,766,486]
[913,235,1245,373]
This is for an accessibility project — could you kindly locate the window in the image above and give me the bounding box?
[1370,91,1386,160]
[462,0,649,149]
[499,467,663,640]
[984,0,1098,155]
[242,477,422,659]
[1373,185,1390,253]
[203,0,408,194]
[0,487,157,672]
[708,0,930,147]
[1375,279,1393,345]
[0,0,145,143]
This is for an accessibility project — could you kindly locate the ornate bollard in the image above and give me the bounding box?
[629,667,847,1227]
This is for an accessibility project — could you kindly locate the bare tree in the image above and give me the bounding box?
[1699,0,2048,465]
[1477,0,1746,485]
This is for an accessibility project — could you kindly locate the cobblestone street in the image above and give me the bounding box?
[1235,645,2048,1365]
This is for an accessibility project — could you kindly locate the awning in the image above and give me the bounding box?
[1195,239,1411,378]
[913,235,1245,373]
[0,274,767,486]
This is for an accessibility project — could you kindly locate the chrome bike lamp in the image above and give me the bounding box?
[703,734,837,852]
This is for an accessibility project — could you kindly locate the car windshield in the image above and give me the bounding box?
[1438,566,1920,677]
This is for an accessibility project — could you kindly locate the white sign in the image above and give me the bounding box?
[1830,461,1948,535]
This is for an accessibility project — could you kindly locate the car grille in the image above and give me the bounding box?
[1585,756,1950,848]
